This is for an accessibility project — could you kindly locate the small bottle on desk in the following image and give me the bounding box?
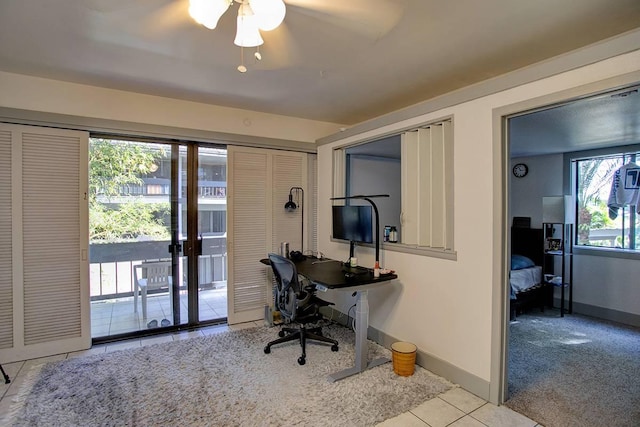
[389,226,398,243]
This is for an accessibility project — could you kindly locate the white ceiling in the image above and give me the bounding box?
[1,0,640,154]
[509,84,640,157]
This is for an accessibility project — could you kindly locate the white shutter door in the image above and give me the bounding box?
[0,123,90,363]
[0,130,12,349]
[22,131,83,344]
[227,147,271,324]
[308,154,318,254]
[401,131,419,244]
[401,121,453,249]
[227,147,307,325]
[443,121,454,250]
[272,152,306,254]
[427,125,445,248]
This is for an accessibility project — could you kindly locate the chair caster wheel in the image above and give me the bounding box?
[278,330,285,338]
[298,357,306,365]
[331,344,339,352]
[264,346,271,354]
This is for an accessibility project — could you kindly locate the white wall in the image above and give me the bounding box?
[510,154,564,227]
[0,71,341,143]
[348,155,401,240]
[317,48,640,393]
[574,254,640,317]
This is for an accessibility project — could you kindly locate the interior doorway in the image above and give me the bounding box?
[501,81,640,425]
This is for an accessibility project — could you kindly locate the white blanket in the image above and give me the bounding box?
[510,266,542,293]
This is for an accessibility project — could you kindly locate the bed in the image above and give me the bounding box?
[510,225,549,320]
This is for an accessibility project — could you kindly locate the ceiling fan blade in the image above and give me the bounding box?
[84,0,156,13]
[142,0,192,35]
[285,0,404,39]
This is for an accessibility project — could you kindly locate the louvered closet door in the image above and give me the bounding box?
[0,129,12,350]
[272,153,307,253]
[0,123,90,363]
[308,154,318,254]
[226,146,307,324]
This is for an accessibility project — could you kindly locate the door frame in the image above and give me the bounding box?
[490,71,640,404]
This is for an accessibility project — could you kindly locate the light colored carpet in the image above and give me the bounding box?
[5,324,453,426]
[506,310,640,427]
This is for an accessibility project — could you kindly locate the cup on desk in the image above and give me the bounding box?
[280,242,289,258]
[350,257,358,267]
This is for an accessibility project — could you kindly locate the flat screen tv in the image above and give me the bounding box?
[332,205,373,244]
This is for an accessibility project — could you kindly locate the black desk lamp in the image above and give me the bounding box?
[330,194,389,271]
[285,187,304,252]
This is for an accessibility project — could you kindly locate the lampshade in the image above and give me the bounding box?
[234,2,264,47]
[542,196,574,224]
[284,194,297,211]
[189,0,232,30]
[250,0,286,31]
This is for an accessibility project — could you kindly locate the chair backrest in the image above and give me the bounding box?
[134,261,172,291]
[268,253,302,321]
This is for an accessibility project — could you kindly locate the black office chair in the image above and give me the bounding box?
[264,253,339,365]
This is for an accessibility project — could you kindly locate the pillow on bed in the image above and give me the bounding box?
[511,254,535,270]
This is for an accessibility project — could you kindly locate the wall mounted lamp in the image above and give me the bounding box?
[285,187,304,252]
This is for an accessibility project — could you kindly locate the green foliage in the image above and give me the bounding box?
[583,200,614,229]
[89,139,163,200]
[89,139,169,242]
[90,201,170,242]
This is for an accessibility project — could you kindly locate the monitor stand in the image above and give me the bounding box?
[349,240,356,260]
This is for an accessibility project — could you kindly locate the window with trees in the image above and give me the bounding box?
[89,138,170,242]
[575,150,639,251]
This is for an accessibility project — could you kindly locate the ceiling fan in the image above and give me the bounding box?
[92,0,404,72]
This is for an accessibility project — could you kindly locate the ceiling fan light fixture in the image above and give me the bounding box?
[250,0,286,31]
[234,2,264,47]
[188,0,232,30]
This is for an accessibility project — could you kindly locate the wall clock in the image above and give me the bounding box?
[512,163,528,178]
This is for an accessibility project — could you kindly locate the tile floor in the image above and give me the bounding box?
[91,287,228,338]
[0,321,541,427]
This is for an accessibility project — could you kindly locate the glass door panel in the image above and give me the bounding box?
[196,146,228,322]
[89,138,185,338]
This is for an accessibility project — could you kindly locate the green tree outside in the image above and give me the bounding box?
[89,139,170,242]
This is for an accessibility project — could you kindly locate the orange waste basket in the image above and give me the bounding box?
[391,341,417,376]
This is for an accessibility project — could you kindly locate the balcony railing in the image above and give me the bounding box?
[89,237,227,300]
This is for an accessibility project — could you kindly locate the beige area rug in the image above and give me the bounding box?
[4,324,454,426]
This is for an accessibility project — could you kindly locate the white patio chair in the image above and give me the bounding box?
[133,261,173,321]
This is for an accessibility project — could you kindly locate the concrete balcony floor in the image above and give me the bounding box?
[91,287,227,338]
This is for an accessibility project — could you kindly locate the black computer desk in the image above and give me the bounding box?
[263,256,398,382]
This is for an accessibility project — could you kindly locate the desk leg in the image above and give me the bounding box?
[328,290,390,382]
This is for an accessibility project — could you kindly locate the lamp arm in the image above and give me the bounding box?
[363,197,380,264]
[330,194,389,266]
[290,186,304,252]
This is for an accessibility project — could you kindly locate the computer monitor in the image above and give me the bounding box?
[332,205,374,255]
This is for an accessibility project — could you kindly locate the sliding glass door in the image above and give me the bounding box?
[194,146,228,322]
[89,138,227,340]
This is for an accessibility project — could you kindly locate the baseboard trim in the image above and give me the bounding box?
[322,306,491,401]
[558,300,640,328]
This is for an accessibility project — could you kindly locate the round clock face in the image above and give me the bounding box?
[513,163,528,178]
